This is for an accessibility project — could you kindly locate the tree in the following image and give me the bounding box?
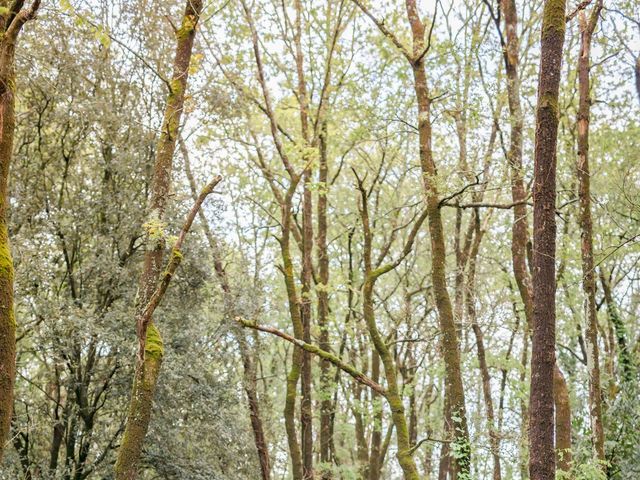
[115,1,205,478]
[529,1,567,479]
[0,0,41,461]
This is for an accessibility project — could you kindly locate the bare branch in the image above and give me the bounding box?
[238,318,387,396]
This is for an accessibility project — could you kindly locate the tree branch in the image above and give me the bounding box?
[238,318,387,396]
[137,175,223,360]
[350,0,415,63]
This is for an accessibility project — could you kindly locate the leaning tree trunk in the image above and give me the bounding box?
[576,1,606,466]
[529,1,566,480]
[114,1,203,478]
[0,1,40,462]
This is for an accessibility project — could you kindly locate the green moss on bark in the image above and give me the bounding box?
[542,0,566,38]
[145,323,164,360]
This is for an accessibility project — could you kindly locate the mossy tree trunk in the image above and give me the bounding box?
[114,1,203,478]
[0,0,40,462]
[354,173,427,480]
[529,1,566,479]
[293,2,314,474]
[576,1,606,466]
[405,1,470,476]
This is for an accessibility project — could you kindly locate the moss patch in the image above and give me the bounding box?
[145,323,164,360]
[542,0,566,38]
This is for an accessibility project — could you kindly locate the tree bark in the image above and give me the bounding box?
[405,1,470,474]
[467,215,501,480]
[0,0,40,461]
[114,2,203,478]
[529,1,566,479]
[554,366,572,473]
[576,2,606,465]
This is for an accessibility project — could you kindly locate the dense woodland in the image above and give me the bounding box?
[0,0,638,479]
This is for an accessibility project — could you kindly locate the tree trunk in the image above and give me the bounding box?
[281,191,305,480]
[405,1,470,476]
[368,352,383,480]
[599,268,633,381]
[576,2,605,465]
[292,4,314,475]
[317,122,332,477]
[467,215,501,480]
[114,2,202,478]
[362,277,419,480]
[182,140,271,479]
[554,366,572,473]
[0,1,40,461]
[356,179,420,480]
[529,1,566,479]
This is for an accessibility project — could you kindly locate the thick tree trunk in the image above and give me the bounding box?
[529,1,566,479]
[576,3,606,465]
[114,2,202,478]
[0,1,40,461]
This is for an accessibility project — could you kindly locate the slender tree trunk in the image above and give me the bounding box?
[554,366,572,473]
[317,123,332,476]
[599,268,633,381]
[529,1,566,479]
[114,2,202,478]
[368,352,383,480]
[282,191,305,480]
[182,141,271,479]
[496,4,535,476]
[0,1,40,461]
[356,179,420,480]
[293,4,314,475]
[500,0,534,338]
[576,2,606,465]
[405,1,470,474]
[467,215,501,480]
[362,277,419,480]
[635,55,640,105]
